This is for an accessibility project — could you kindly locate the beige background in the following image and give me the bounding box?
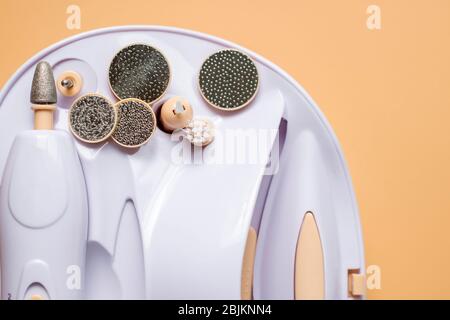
[1,0,449,299]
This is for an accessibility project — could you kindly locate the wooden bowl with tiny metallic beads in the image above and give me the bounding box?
[69,93,118,144]
[198,49,259,111]
[112,98,157,149]
[108,44,171,104]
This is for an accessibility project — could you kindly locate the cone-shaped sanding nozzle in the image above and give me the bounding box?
[30,61,57,105]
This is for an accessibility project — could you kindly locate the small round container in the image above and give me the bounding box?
[112,98,157,148]
[69,93,117,144]
[109,44,171,104]
[198,49,259,111]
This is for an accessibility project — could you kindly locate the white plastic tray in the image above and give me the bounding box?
[0,26,364,299]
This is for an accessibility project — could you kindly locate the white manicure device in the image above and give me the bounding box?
[0,26,364,300]
[0,62,88,300]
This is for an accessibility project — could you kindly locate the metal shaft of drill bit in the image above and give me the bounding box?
[61,79,74,89]
[173,100,185,115]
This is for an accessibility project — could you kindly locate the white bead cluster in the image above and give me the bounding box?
[184,118,214,147]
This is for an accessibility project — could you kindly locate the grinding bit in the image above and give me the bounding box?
[30,61,57,105]
[112,98,157,148]
[109,44,171,104]
[199,49,259,111]
[69,94,117,144]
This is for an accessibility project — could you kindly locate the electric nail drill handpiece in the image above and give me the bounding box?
[0,61,88,300]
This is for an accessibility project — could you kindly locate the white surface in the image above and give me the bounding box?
[0,26,364,299]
